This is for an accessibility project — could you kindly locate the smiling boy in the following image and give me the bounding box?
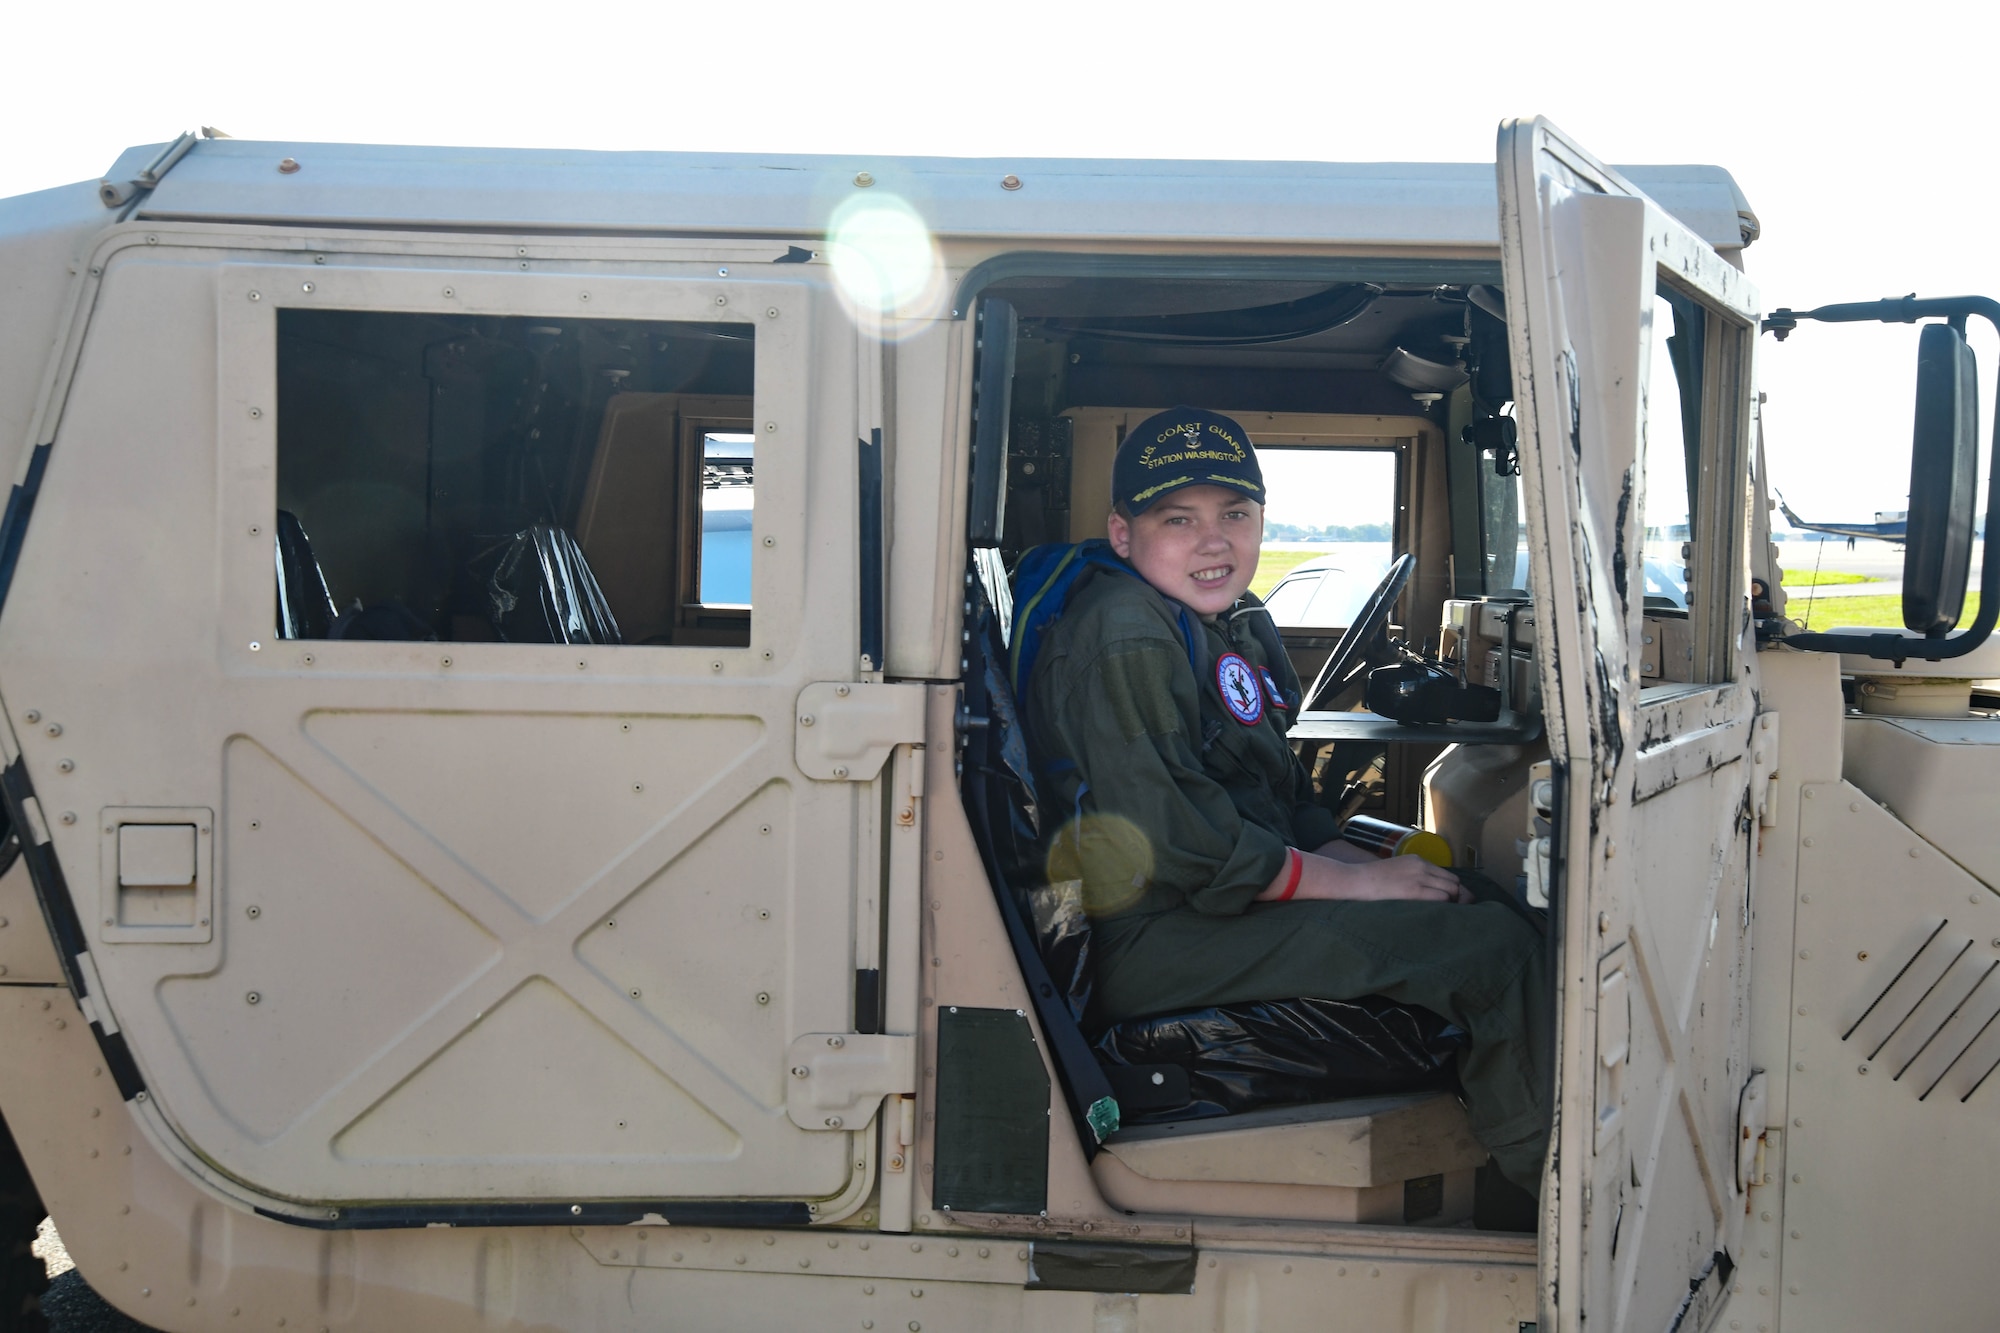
[1023,405,1551,1191]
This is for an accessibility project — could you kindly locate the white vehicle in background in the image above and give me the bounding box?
[1258,552,1385,629]
[1260,548,1682,632]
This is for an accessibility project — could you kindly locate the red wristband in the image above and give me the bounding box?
[1276,847,1303,901]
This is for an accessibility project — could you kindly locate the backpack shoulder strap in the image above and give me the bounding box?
[1008,540,1206,699]
[1232,591,1302,710]
[1008,541,1090,698]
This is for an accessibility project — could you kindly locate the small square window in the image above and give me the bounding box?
[275,311,756,648]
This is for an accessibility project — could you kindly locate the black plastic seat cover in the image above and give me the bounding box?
[1093,995,1461,1125]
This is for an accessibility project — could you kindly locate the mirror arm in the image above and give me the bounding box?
[1765,296,2000,662]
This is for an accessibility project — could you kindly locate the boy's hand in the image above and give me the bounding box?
[1260,848,1469,903]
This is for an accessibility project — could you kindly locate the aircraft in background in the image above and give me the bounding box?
[1776,491,1908,545]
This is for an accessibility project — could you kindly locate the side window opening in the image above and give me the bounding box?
[1643,286,1704,614]
[1478,452,1525,595]
[1641,280,1737,686]
[275,310,755,647]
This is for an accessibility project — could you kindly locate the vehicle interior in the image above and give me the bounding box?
[953,266,1583,1231]
[273,309,758,649]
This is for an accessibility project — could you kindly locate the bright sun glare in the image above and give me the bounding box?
[826,193,947,325]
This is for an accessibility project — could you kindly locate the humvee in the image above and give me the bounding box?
[0,117,1993,1332]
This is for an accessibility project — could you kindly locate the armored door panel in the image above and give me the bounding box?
[1497,119,1762,1332]
[0,238,883,1213]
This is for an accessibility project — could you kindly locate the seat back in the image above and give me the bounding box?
[959,576,1123,1147]
[471,524,624,645]
[274,509,337,640]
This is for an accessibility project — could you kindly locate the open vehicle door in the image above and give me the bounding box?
[1497,118,1764,1331]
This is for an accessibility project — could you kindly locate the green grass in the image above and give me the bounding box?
[1250,547,1963,630]
[1251,548,1323,598]
[1790,590,1982,631]
[1780,569,1878,588]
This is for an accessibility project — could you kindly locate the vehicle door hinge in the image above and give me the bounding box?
[1735,1069,1770,1193]
[99,131,198,209]
[1595,954,1630,1152]
[785,1032,915,1131]
[1522,759,1555,908]
[1751,711,1781,828]
[795,682,927,781]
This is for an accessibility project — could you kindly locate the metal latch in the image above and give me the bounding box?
[785,1032,915,1131]
[795,682,926,781]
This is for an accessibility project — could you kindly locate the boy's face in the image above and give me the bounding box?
[1107,484,1263,617]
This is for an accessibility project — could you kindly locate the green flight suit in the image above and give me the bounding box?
[1025,564,1551,1190]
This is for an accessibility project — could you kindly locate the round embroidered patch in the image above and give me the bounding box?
[1258,666,1289,711]
[1215,652,1264,725]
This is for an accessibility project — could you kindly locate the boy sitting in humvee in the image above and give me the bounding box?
[1021,406,1551,1191]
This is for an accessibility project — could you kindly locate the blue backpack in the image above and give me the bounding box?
[1007,538,1300,715]
[1006,539,1207,702]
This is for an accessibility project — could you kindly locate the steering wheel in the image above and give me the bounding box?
[1300,553,1414,713]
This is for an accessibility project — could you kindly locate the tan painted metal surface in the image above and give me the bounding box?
[1782,782,2000,1332]
[0,977,1534,1329]
[0,228,883,1211]
[1100,1094,1485,1190]
[4,133,1992,1332]
[0,857,63,983]
[1499,116,1765,1333]
[1843,714,2000,886]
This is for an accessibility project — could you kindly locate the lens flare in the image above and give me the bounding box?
[1046,812,1156,918]
[826,192,946,326]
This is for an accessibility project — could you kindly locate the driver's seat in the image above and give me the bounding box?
[960,571,1485,1224]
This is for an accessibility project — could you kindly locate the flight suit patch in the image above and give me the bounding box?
[1258,666,1289,712]
[1215,652,1263,725]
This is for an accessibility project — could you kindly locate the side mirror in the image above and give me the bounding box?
[1762,295,1999,662]
[1904,323,1979,637]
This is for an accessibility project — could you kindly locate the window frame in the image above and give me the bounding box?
[1639,267,1756,693]
[219,262,810,674]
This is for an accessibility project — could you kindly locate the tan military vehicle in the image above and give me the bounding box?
[0,118,1993,1332]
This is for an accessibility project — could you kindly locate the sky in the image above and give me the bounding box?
[3,0,1995,528]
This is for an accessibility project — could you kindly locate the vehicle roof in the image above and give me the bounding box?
[81,137,1759,253]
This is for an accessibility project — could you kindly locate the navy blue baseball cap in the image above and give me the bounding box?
[1112,406,1265,514]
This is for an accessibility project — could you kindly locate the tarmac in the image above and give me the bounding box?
[34,1218,162,1331]
[1773,537,1982,600]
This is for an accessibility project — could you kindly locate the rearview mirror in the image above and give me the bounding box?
[1904,322,1979,636]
